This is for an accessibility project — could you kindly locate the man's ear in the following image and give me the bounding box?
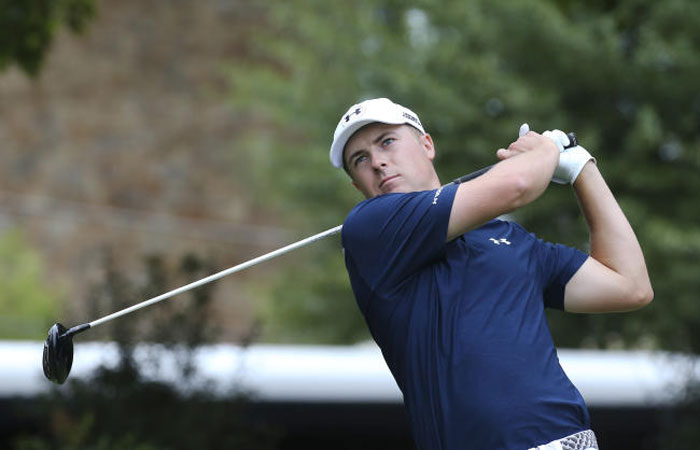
[422,133,436,161]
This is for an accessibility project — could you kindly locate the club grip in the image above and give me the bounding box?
[451,165,494,184]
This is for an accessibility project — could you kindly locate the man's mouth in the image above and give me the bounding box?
[379,175,399,191]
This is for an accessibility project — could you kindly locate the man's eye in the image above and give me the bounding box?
[353,155,367,167]
[382,137,396,146]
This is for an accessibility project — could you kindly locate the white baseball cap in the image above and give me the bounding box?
[329,98,425,168]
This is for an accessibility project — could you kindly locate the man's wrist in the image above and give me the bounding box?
[572,159,598,188]
[553,145,595,185]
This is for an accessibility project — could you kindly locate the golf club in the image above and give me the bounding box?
[42,224,342,384]
[43,131,577,384]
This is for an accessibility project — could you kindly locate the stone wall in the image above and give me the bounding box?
[0,0,282,340]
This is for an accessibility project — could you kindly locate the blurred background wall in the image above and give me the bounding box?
[0,0,286,343]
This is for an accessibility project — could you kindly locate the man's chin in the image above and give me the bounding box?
[379,178,405,195]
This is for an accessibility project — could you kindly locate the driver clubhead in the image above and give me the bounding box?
[42,323,74,384]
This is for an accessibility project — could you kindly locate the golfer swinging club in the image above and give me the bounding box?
[330,98,653,450]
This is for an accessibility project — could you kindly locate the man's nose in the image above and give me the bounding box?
[371,152,388,170]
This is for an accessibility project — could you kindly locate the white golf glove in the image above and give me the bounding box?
[554,144,595,184]
[542,129,570,152]
[519,124,595,185]
[519,123,530,137]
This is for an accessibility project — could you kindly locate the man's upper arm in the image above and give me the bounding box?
[447,173,528,241]
[564,257,649,313]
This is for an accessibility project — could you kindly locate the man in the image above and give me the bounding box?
[330,98,653,449]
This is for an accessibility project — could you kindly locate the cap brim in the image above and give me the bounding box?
[330,119,377,168]
[331,116,420,169]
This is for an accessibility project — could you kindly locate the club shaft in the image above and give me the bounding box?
[89,225,343,328]
[86,162,504,330]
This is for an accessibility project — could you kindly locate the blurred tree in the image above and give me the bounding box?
[10,250,280,450]
[0,229,59,339]
[0,0,96,76]
[232,1,700,444]
[231,0,700,355]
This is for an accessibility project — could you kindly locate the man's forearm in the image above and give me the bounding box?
[573,162,653,303]
[447,134,559,240]
[490,141,559,204]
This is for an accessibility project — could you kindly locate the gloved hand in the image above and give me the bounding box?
[519,124,595,185]
[542,129,570,152]
[552,144,595,184]
[519,123,530,138]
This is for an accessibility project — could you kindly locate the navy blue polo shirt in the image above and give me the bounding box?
[342,183,590,450]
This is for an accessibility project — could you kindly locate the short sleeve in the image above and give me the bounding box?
[537,240,589,310]
[342,183,458,292]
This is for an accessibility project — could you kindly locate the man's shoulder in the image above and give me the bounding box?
[342,186,456,251]
[345,185,457,226]
[344,192,421,227]
[345,194,394,228]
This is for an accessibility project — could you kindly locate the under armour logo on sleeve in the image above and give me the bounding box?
[432,186,443,205]
[489,238,511,245]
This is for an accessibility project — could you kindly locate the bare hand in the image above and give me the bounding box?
[496,131,558,161]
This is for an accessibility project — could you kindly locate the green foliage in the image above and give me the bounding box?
[231,0,700,353]
[654,380,700,449]
[0,0,96,76]
[9,251,280,450]
[84,250,221,349]
[255,238,370,344]
[0,229,60,340]
[11,364,279,450]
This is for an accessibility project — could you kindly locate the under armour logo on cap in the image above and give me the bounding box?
[343,106,364,126]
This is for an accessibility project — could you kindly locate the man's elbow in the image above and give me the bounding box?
[639,285,654,307]
[505,174,544,209]
[628,283,654,310]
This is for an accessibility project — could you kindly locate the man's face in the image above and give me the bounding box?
[343,123,440,199]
